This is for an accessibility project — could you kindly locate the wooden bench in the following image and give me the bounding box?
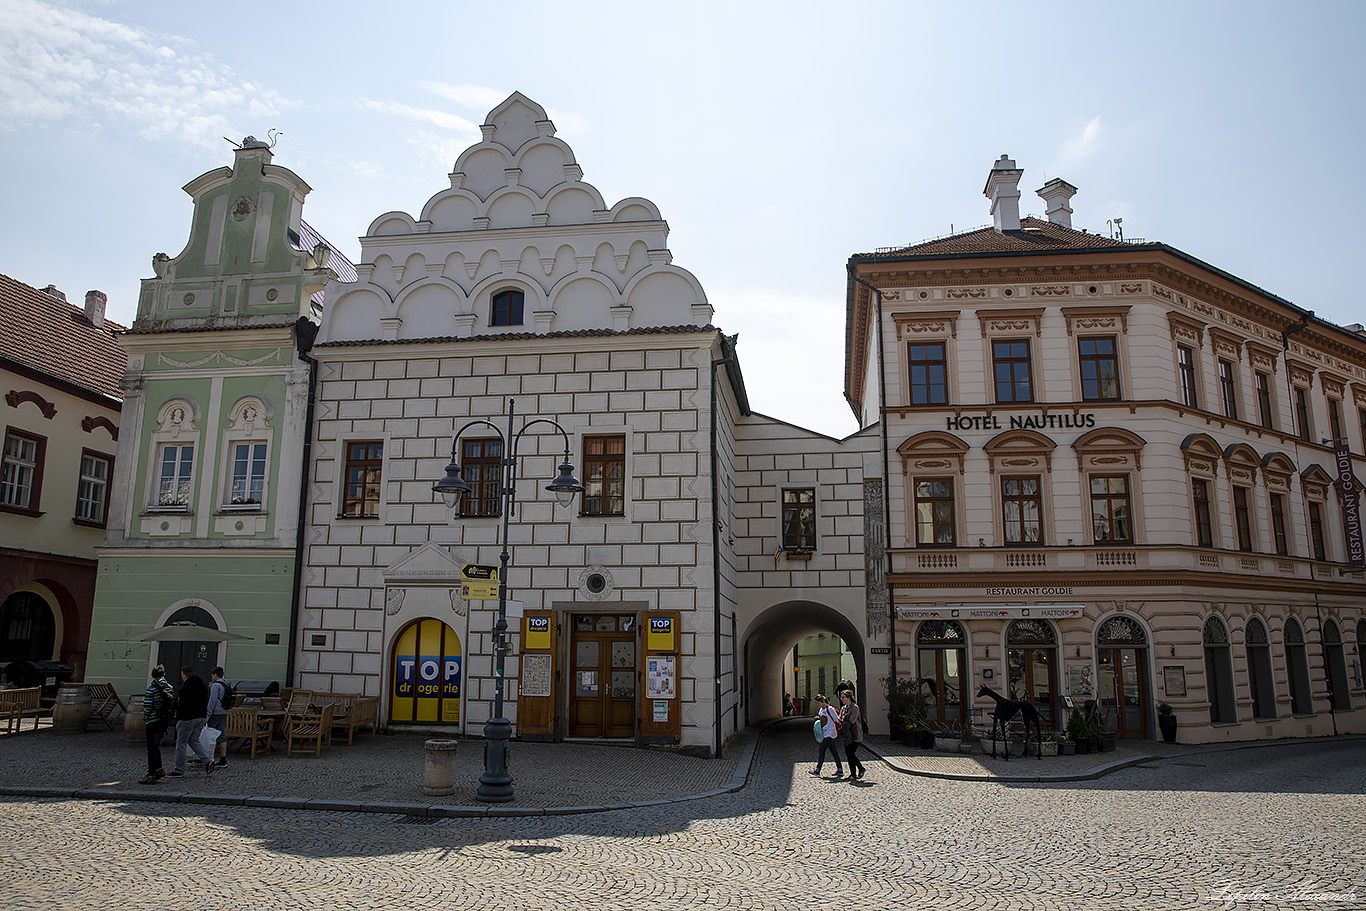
[82,683,126,731]
[331,695,379,745]
[0,687,48,734]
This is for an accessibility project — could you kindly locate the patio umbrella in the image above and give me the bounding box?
[114,621,253,642]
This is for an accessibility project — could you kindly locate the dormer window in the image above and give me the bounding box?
[491,289,524,327]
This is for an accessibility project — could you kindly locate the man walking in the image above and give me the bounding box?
[167,665,216,778]
[206,667,231,769]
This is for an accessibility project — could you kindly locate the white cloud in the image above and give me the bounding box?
[418,82,508,112]
[357,98,481,137]
[0,0,290,147]
[1059,116,1103,167]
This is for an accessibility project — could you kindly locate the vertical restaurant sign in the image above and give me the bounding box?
[1335,441,1363,566]
[647,616,675,651]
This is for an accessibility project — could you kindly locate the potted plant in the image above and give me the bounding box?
[1053,732,1075,756]
[932,723,960,753]
[1084,700,1116,752]
[1067,707,1091,754]
[1158,702,1178,743]
[883,675,929,746]
[1039,733,1061,757]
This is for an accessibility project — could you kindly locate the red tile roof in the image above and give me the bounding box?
[861,217,1131,257]
[0,273,127,402]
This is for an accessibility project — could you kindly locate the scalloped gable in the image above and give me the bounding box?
[321,92,712,344]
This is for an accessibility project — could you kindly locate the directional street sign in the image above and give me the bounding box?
[460,563,499,600]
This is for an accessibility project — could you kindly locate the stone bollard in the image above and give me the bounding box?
[422,739,458,796]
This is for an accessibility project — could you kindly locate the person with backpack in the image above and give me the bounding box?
[167,665,217,778]
[205,666,234,770]
[838,689,867,781]
[808,693,844,779]
[138,665,176,785]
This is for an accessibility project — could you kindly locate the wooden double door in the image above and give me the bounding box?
[1097,647,1148,739]
[568,614,637,738]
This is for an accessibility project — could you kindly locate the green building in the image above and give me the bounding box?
[84,139,350,700]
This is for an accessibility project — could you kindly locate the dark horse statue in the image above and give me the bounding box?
[976,684,1043,761]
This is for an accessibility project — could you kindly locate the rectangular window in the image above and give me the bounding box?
[992,339,1033,403]
[1089,475,1132,543]
[1078,336,1121,401]
[582,435,626,517]
[75,451,112,524]
[229,442,267,505]
[1294,387,1312,442]
[1001,476,1043,545]
[914,479,956,546]
[491,289,524,327]
[1232,486,1253,552]
[341,441,383,517]
[1218,359,1238,420]
[458,438,502,517]
[156,442,195,507]
[1255,372,1274,429]
[1269,493,1289,556]
[1177,346,1199,408]
[781,487,816,550]
[1327,398,1343,444]
[1308,502,1327,561]
[907,342,948,405]
[1192,479,1213,548]
[1,430,44,512]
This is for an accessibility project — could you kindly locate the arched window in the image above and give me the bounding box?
[1203,615,1236,724]
[1284,617,1313,715]
[0,591,55,663]
[490,289,524,327]
[1007,620,1057,724]
[1245,617,1275,719]
[390,618,463,724]
[1324,620,1352,712]
[1097,616,1147,647]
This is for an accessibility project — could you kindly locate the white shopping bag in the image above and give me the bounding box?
[200,726,221,756]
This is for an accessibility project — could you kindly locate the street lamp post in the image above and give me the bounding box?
[432,398,583,803]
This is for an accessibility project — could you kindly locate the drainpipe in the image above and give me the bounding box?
[848,267,896,689]
[287,316,320,688]
[711,350,734,759]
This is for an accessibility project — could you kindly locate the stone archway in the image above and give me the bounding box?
[741,600,866,727]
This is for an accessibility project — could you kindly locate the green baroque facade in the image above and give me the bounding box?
[85,139,337,700]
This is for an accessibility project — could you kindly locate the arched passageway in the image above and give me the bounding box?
[742,600,866,725]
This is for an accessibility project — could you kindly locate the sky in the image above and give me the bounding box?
[1,1,1363,439]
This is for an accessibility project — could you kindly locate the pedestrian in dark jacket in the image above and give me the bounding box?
[138,665,176,784]
[168,666,216,778]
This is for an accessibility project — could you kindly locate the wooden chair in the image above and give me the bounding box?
[225,707,273,759]
[0,687,47,734]
[283,690,313,716]
[259,695,284,713]
[285,703,333,757]
[331,696,379,745]
[82,683,126,731]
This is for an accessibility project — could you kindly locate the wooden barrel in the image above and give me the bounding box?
[51,684,92,734]
[124,695,146,745]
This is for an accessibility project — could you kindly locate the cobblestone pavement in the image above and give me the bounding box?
[1,719,1362,910]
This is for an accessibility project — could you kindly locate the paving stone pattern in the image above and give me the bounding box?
[1,720,1363,910]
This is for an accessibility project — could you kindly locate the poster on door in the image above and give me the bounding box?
[646,655,676,699]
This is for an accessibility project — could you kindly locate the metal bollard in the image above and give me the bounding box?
[422,739,458,796]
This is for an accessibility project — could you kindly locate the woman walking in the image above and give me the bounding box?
[809,694,844,778]
[839,689,867,780]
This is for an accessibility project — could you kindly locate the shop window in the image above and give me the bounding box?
[914,479,956,546]
[1255,372,1275,429]
[781,487,816,551]
[1202,615,1237,724]
[458,438,503,517]
[75,450,113,525]
[341,440,383,517]
[390,618,462,724]
[916,620,967,730]
[1,428,45,514]
[1307,502,1327,561]
[1269,493,1289,556]
[1089,475,1132,544]
[155,443,196,508]
[1177,346,1199,408]
[1006,619,1057,725]
[1245,617,1276,719]
[1294,386,1312,442]
[907,342,948,405]
[1284,618,1313,715]
[1001,476,1043,545]
[1078,336,1121,401]
[582,435,626,517]
[1192,479,1214,548]
[1218,359,1239,420]
[1232,486,1254,552]
[490,289,524,327]
[992,339,1033,404]
[1323,620,1352,712]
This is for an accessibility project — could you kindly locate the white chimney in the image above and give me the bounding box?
[85,290,107,328]
[983,154,1023,232]
[1037,178,1078,229]
[41,284,66,302]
